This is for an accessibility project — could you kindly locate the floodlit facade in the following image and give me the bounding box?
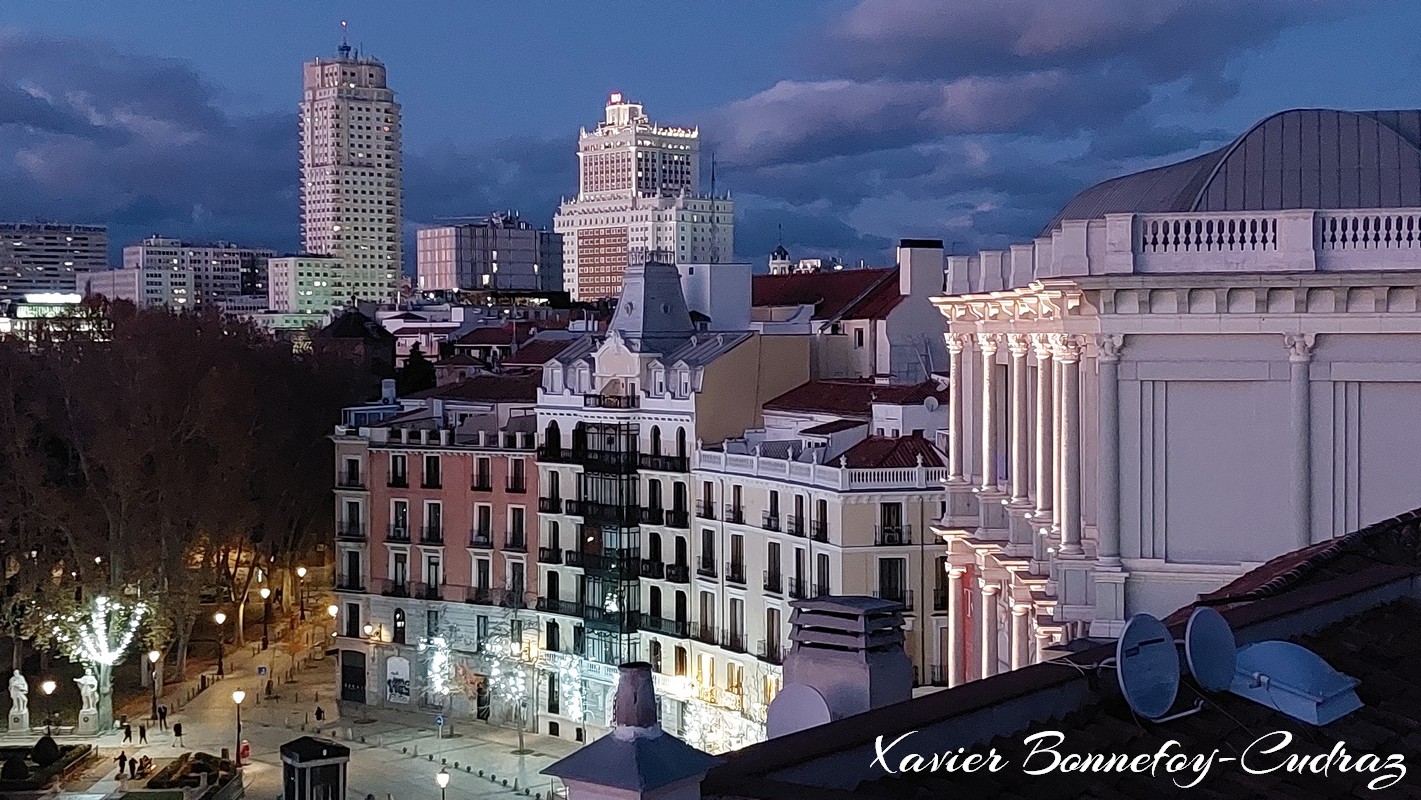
[122,236,275,303]
[267,255,397,314]
[0,223,108,302]
[416,214,564,293]
[300,38,402,303]
[933,108,1421,687]
[555,94,733,301]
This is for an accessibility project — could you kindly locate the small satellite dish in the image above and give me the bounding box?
[767,683,832,739]
[1185,607,1237,692]
[1116,613,1179,719]
[924,396,940,412]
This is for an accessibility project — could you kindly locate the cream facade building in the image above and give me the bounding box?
[932,108,1421,686]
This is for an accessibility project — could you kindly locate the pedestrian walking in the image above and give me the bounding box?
[139,724,149,744]
[122,724,133,743]
[115,751,128,777]
[158,705,168,730]
[172,722,184,747]
[128,758,137,779]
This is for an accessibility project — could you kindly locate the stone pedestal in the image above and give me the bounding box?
[76,709,100,736]
[1089,568,1129,639]
[8,710,28,734]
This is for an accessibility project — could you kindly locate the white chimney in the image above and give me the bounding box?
[380,378,397,404]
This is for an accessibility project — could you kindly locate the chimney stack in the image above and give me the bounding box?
[380,378,396,404]
[613,662,658,733]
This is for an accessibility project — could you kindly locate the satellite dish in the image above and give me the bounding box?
[924,396,940,412]
[1185,607,1236,692]
[767,683,832,739]
[1116,613,1179,719]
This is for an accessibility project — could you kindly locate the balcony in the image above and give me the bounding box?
[583,393,638,409]
[387,475,409,488]
[469,529,494,549]
[387,525,411,542]
[538,497,563,514]
[417,582,441,600]
[336,522,366,542]
[583,606,639,629]
[720,631,747,653]
[538,547,563,565]
[696,500,716,520]
[504,531,527,550]
[640,616,689,638]
[664,509,690,529]
[639,506,665,526]
[334,576,365,592]
[466,586,505,606]
[789,578,830,599]
[785,516,804,537]
[693,624,718,645]
[639,559,665,580]
[563,550,584,568]
[933,588,949,611]
[873,588,914,610]
[421,477,442,490]
[420,526,444,545]
[665,563,690,583]
[809,519,829,542]
[471,475,493,492]
[505,479,528,494]
[696,557,717,578]
[874,524,913,546]
[536,597,585,616]
[575,450,639,474]
[583,550,641,577]
[378,579,410,598]
[725,561,746,585]
[336,473,364,489]
[761,511,781,533]
[640,453,689,472]
[763,570,783,594]
[724,505,745,525]
[537,445,572,464]
[757,640,784,665]
[565,500,639,526]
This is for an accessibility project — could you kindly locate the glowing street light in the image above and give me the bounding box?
[231,690,246,765]
[259,587,272,650]
[148,650,161,721]
[435,767,450,800]
[40,680,56,695]
[213,612,227,677]
[296,566,308,620]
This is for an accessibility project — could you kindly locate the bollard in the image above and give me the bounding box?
[513,779,519,791]
[465,766,471,774]
[412,745,418,758]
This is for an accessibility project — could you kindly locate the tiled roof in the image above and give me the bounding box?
[763,379,948,418]
[752,268,899,321]
[838,435,946,468]
[504,338,578,367]
[317,310,394,341]
[801,420,864,435]
[404,373,539,403]
[434,353,486,367]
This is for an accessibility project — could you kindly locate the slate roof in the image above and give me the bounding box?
[1044,109,1421,235]
[279,736,349,763]
[455,323,532,346]
[404,373,539,403]
[838,435,947,468]
[801,420,865,435]
[763,379,948,418]
[545,729,722,792]
[503,338,578,367]
[752,268,900,322]
[317,309,394,341]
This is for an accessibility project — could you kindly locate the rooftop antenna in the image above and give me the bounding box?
[709,151,720,264]
[338,20,352,58]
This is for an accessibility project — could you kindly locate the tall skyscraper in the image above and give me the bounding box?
[0,222,107,302]
[299,33,402,304]
[554,93,733,301]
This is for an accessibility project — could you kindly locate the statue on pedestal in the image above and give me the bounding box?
[7,670,27,716]
[76,671,99,712]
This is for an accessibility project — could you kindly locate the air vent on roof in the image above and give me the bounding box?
[1230,641,1363,726]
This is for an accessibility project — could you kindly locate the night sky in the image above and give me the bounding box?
[3,0,1419,270]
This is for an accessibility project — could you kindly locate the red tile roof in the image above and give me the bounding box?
[838,435,947,468]
[752,268,901,321]
[763,379,947,418]
[405,373,539,403]
[455,323,530,346]
[503,338,576,367]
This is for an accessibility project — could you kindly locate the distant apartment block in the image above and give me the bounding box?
[267,255,398,314]
[79,266,194,309]
[416,213,563,293]
[0,223,108,302]
[123,236,275,302]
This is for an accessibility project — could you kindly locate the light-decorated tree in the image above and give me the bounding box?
[25,593,148,729]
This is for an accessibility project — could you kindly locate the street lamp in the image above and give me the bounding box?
[295,566,308,620]
[213,612,227,677]
[148,650,161,721]
[231,690,246,765]
[435,767,450,800]
[259,587,272,650]
[40,680,56,734]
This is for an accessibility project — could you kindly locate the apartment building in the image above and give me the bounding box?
[78,266,194,309]
[122,236,275,302]
[0,222,108,302]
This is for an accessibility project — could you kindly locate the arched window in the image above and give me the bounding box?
[676,427,688,458]
[648,479,663,510]
[393,608,406,644]
[572,423,587,454]
[548,471,561,500]
[650,425,662,456]
[649,532,663,562]
[649,586,663,619]
[545,420,560,453]
[672,482,688,514]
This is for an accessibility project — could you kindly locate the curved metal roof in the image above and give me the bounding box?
[1042,109,1421,235]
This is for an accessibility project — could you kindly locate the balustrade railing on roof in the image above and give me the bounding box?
[696,450,948,491]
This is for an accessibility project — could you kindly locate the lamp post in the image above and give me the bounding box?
[259,587,271,650]
[213,612,227,677]
[296,566,308,620]
[326,604,338,642]
[148,650,161,721]
[231,690,246,765]
[435,767,450,800]
[40,680,56,734]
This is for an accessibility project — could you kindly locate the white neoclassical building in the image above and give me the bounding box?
[932,108,1421,685]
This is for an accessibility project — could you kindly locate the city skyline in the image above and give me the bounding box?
[2,1,1421,270]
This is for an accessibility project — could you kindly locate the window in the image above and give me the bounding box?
[855,328,865,348]
[817,553,830,595]
[425,554,443,589]
[390,454,407,486]
[675,645,688,676]
[423,455,441,488]
[345,603,361,638]
[546,621,560,652]
[475,457,491,488]
[393,608,406,644]
[878,557,906,603]
[427,609,439,636]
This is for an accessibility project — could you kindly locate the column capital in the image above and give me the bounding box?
[946,332,972,354]
[976,332,1000,355]
[1284,332,1316,363]
[980,581,1000,596]
[1030,332,1054,360]
[1011,603,1032,617]
[1005,333,1032,357]
[946,566,968,580]
[1050,333,1083,363]
[1094,333,1124,362]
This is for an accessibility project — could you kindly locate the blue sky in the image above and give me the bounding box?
[2,0,1419,269]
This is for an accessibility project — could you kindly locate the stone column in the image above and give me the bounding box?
[980,582,1000,679]
[1056,336,1084,556]
[1011,604,1033,670]
[1096,334,1123,567]
[1286,333,1315,547]
[946,568,967,686]
[1007,334,1031,505]
[946,334,969,482]
[1051,357,1063,534]
[977,333,1000,493]
[1032,335,1054,519]
[1035,629,1056,663]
